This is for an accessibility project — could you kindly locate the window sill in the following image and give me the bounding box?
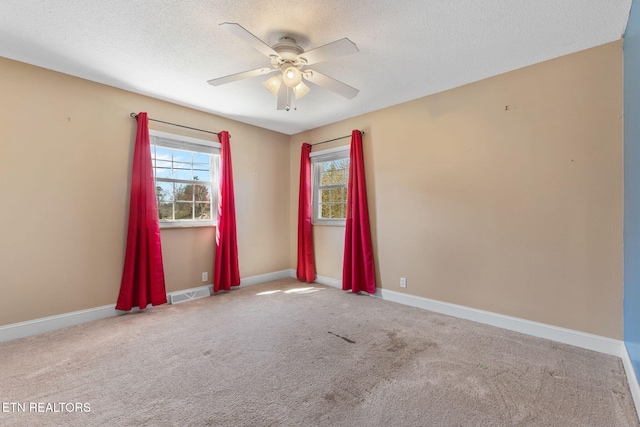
[160,222,216,229]
[313,221,346,227]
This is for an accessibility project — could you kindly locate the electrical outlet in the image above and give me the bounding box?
[202,272,208,282]
[400,277,407,288]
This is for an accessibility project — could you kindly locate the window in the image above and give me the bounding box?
[311,146,350,225]
[149,130,220,227]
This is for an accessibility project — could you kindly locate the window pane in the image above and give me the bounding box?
[330,188,342,203]
[193,166,210,182]
[155,160,172,179]
[320,172,332,186]
[330,203,342,219]
[154,146,172,162]
[174,202,193,220]
[158,202,173,220]
[341,169,349,184]
[321,203,330,219]
[327,170,336,185]
[172,152,192,164]
[152,136,217,224]
[175,184,193,201]
[193,184,211,202]
[172,162,192,180]
[193,153,209,164]
[156,182,174,203]
[195,202,211,220]
[193,153,210,181]
[314,156,350,222]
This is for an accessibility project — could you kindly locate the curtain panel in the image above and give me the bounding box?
[213,130,241,292]
[297,143,316,282]
[343,130,376,294]
[116,112,167,310]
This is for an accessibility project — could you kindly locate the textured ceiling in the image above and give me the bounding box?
[0,1,632,135]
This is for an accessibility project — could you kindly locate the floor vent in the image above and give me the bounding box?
[168,286,211,305]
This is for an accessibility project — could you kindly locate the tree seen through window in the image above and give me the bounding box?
[151,142,217,222]
[317,158,349,220]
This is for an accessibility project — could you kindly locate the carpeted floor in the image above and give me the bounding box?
[0,278,637,426]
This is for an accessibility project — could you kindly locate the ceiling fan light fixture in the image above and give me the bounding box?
[210,23,360,111]
[262,75,282,97]
[293,81,310,99]
[282,66,302,88]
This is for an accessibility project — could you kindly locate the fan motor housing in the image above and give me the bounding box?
[272,37,304,61]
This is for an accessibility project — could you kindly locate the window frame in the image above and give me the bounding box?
[311,145,350,226]
[149,129,221,228]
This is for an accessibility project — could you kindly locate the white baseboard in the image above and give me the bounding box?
[239,269,292,288]
[286,269,343,290]
[622,344,640,420]
[380,288,623,357]
[0,304,120,343]
[0,270,294,343]
[314,274,342,289]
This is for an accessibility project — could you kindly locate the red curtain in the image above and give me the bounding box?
[343,130,376,294]
[213,130,241,292]
[297,143,315,282]
[116,112,167,310]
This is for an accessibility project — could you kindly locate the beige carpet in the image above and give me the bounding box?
[0,278,637,426]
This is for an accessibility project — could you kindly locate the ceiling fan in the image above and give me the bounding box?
[207,23,359,111]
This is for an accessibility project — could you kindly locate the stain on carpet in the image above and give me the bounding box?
[324,392,336,402]
[328,331,356,344]
[386,331,408,352]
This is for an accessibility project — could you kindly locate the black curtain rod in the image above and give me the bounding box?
[311,131,365,146]
[129,113,222,136]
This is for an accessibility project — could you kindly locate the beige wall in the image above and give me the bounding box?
[0,57,290,326]
[0,40,624,339]
[290,41,623,338]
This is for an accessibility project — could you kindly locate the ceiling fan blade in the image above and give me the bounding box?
[298,38,358,65]
[220,22,279,58]
[207,67,276,86]
[277,84,288,110]
[304,70,359,99]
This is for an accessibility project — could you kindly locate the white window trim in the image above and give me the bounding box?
[311,145,350,226]
[149,130,220,228]
[149,129,221,151]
